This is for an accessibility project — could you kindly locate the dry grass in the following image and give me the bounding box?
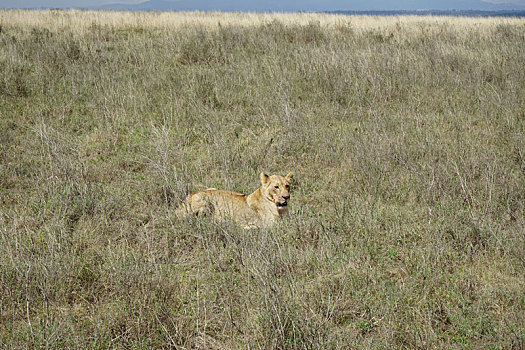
[1,9,523,33]
[1,9,524,349]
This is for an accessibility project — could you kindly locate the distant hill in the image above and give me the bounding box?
[3,0,524,13]
[331,10,525,17]
[96,0,525,12]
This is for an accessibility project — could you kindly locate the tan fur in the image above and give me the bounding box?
[176,172,293,228]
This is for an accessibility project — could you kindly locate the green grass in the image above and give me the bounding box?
[1,10,524,348]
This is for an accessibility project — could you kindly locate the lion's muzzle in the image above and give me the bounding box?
[276,195,290,207]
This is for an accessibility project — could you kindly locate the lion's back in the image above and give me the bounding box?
[177,189,261,227]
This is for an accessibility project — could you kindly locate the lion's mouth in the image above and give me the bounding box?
[276,201,288,208]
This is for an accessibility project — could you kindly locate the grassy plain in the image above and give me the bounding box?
[1,9,524,348]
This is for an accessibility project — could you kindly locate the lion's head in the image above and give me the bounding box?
[260,172,293,208]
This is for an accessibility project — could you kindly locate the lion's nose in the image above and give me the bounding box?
[282,194,290,200]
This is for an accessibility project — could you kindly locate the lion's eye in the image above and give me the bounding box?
[274,186,279,190]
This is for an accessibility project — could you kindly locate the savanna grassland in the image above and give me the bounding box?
[0,9,524,349]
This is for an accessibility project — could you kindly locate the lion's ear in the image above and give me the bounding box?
[285,172,293,181]
[260,172,270,184]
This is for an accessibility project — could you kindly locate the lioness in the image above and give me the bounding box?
[175,172,293,228]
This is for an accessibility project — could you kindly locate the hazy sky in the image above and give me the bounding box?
[2,0,525,9]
